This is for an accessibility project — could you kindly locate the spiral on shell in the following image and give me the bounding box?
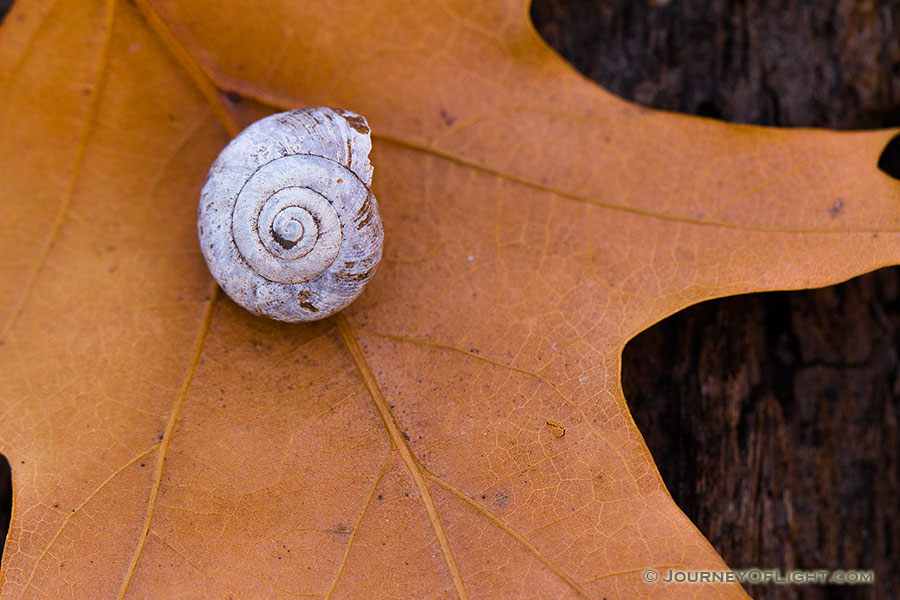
[198,107,383,322]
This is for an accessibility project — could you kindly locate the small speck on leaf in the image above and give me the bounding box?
[829,198,844,218]
[546,420,566,438]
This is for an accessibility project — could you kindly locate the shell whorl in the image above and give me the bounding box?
[198,108,383,322]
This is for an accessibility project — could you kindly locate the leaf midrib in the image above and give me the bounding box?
[334,315,470,599]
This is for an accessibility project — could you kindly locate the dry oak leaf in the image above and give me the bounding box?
[0,0,898,598]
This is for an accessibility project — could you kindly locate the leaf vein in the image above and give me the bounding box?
[132,0,240,138]
[335,315,469,600]
[324,450,393,599]
[425,469,593,599]
[0,0,116,342]
[20,443,158,594]
[115,283,218,600]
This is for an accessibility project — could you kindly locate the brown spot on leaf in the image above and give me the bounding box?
[330,522,352,535]
[829,198,844,218]
[546,420,566,438]
[440,108,456,126]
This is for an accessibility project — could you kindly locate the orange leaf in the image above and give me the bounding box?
[1,0,897,598]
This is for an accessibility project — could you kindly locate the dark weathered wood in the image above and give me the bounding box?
[0,1,12,25]
[531,1,900,599]
[531,0,900,129]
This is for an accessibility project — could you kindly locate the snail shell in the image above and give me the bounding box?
[198,107,383,322]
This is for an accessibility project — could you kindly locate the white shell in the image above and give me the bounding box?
[198,108,383,322]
